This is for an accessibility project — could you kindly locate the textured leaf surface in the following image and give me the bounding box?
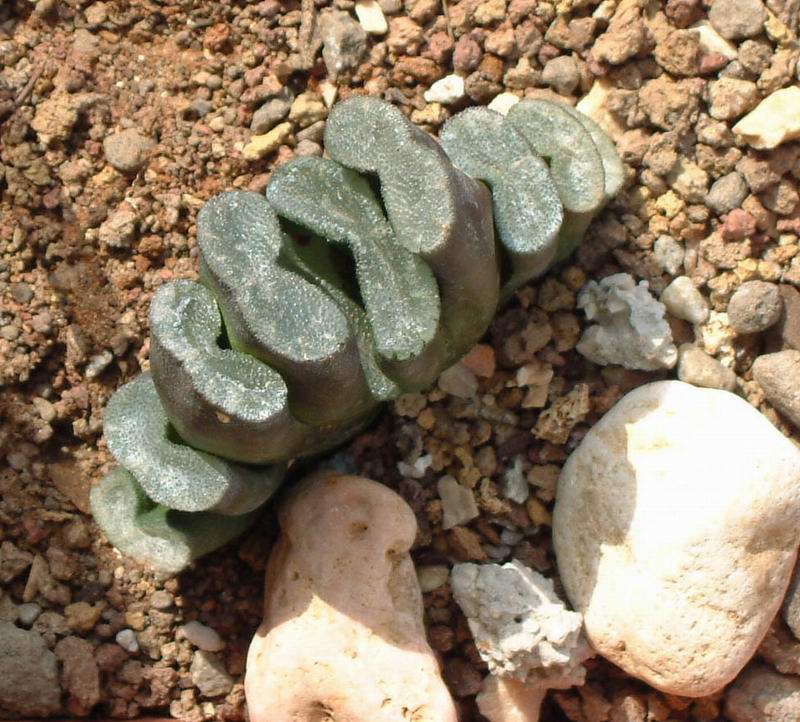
[90,467,260,574]
[324,96,499,358]
[104,373,286,515]
[268,158,441,364]
[506,99,605,216]
[197,190,372,425]
[440,107,564,297]
[150,279,376,464]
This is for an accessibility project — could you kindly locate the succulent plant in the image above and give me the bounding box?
[91,95,622,572]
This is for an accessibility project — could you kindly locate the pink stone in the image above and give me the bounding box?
[245,472,457,722]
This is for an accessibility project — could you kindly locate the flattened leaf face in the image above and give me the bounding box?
[197,190,373,426]
[90,468,260,574]
[267,158,441,365]
[440,107,564,297]
[104,374,286,515]
[324,96,500,359]
[150,280,376,464]
[506,99,606,216]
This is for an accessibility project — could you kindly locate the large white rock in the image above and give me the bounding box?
[553,381,800,697]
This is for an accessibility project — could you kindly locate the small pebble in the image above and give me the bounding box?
[17,603,41,627]
[181,621,225,652]
[103,129,155,173]
[660,276,710,324]
[115,628,139,653]
[190,651,234,697]
[705,172,748,215]
[423,75,465,105]
[654,235,685,275]
[727,281,782,334]
[677,344,737,391]
[487,92,520,115]
[752,350,800,429]
[355,0,388,34]
[709,0,766,40]
[438,362,478,399]
[149,590,174,610]
[417,565,451,593]
[438,476,479,530]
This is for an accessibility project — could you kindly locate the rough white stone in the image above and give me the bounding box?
[451,560,592,684]
[488,92,521,116]
[576,273,678,370]
[354,0,388,34]
[660,276,709,324]
[424,75,466,105]
[733,87,800,150]
[438,476,479,530]
[553,380,800,697]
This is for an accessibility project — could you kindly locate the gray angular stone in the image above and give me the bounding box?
[677,344,737,391]
[728,280,782,334]
[250,91,293,134]
[577,273,678,370]
[752,350,800,428]
[440,107,563,297]
[324,96,499,363]
[103,374,285,515]
[437,475,479,529]
[191,650,234,697]
[706,172,748,215]
[0,622,61,718]
[724,665,800,722]
[319,10,367,77]
[709,0,767,40]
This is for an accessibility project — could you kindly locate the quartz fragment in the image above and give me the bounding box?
[733,87,800,149]
[577,273,677,370]
[438,476,480,529]
[451,560,592,684]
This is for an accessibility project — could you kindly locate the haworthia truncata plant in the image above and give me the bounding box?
[91,95,622,572]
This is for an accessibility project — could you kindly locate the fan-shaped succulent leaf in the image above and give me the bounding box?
[440,107,564,299]
[506,100,607,262]
[323,96,499,357]
[555,101,624,202]
[197,190,373,426]
[90,467,260,574]
[268,157,451,389]
[280,234,401,401]
[149,279,377,464]
[506,99,605,215]
[104,373,286,515]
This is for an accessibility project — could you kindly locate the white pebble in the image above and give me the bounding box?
[417,565,451,593]
[355,0,388,34]
[181,620,225,652]
[438,475,479,530]
[423,74,465,105]
[115,628,139,653]
[660,276,710,324]
[487,92,520,116]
